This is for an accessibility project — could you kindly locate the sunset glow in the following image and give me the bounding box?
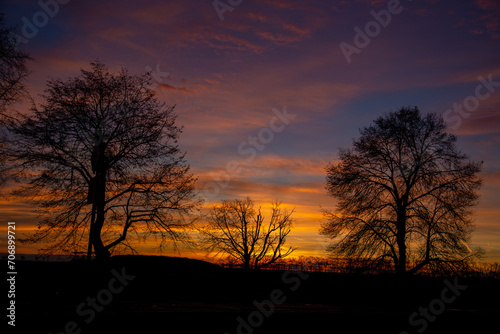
[1,0,499,262]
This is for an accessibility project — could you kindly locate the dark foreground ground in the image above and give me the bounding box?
[4,255,500,334]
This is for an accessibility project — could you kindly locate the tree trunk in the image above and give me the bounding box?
[243,254,250,270]
[87,203,96,261]
[92,212,109,261]
[90,142,110,261]
[396,210,407,275]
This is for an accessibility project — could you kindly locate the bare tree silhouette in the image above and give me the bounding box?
[320,107,483,275]
[199,198,295,270]
[0,14,30,120]
[1,14,31,186]
[9,60,200,260]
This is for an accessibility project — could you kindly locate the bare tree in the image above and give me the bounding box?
[0,14,30,120]
[9,60,200,260]
[199,198,295,270]
[320,107,483,275]
[1,14,31,186]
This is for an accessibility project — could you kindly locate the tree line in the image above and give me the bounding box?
[1,15,484,275]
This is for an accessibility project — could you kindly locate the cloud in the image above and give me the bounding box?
[452,93,500,136]
[475,0,500,38]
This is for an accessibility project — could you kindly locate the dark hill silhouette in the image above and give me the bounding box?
[6,255,499,334]
[109,254,223,272]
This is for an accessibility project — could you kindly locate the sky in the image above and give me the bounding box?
[1,0,499,262]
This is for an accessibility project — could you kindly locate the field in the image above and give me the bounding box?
[6,255,500,334]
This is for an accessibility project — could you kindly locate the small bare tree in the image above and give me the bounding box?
[199,198,295,270]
